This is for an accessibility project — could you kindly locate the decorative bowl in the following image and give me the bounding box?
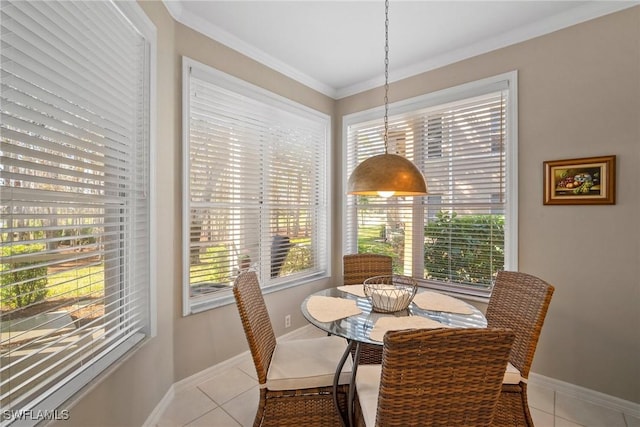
[363,275,418,313]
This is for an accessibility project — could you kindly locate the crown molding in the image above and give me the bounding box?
[162,1,337,98]
[335,1,639,99]
[163,1,639,100]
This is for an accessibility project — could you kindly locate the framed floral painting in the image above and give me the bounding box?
[543,155,616,205]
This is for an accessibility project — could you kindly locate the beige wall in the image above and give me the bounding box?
[51,2,179,426]
[338,6,640,403]
[55,3,639,425]
[61,4,337,422]
[170,11,338,381]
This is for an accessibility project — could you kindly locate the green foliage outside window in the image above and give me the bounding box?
[424,211,504,287]
[357,225,404,274]
[1,244,48,309]
[355,211,504,286]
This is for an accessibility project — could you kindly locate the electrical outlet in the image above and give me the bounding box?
[285,314,291,328]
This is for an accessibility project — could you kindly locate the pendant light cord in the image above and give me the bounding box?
[347,0,427,196]
[383,0,390,154]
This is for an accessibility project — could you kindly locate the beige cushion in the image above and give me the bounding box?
[266,335,353,390]
[354,364,382,427]
[503,361,523,384]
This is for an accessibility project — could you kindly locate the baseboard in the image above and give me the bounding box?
[145,326,639,425]
[142,325,316,426]
[279,324,320,340]
[171,326,312,393]
[142,385,175,427]
[529,372,640,418]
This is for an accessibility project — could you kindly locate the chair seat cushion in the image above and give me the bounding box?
[354,364,381,427]
[266,335,353,391]
[503,362,522,384]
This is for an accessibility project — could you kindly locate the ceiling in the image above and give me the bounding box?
[163,1,637,99]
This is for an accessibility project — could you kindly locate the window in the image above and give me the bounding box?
[344,73,517,297]
[0,1,155,422]
[182,58,330,315]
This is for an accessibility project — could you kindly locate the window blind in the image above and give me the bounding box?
[420,93,506,288]
[0,0,152,421]
[184,61,329,314]
[346,87,510,293]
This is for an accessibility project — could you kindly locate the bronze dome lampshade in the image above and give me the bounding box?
[346,0,427,198]
[347,153,427,196]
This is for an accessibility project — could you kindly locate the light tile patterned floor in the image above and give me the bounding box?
[156,327,637,427]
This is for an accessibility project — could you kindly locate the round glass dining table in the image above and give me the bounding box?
[301,287,487,343]
[300,286,487,427]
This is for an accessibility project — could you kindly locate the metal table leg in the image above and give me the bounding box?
[334,340,355,427]
[348,341,361,427]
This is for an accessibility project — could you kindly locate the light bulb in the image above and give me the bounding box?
[377,191,395,198]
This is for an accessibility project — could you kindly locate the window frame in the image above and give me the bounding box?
[0,0,156,422]
[342,71,518,300]
[181,57,331,316]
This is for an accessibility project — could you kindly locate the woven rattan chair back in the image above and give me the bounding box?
[486,270,554,427]
[343,254,393,285]
[343,254,393,365]
[486,271,554,379]
[233,271,276,385]
[372,328,515,427]
[233,271,347,426]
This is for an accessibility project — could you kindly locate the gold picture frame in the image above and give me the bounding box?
[543,155,616,205]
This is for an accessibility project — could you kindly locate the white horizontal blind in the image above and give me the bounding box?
[344,115,422,273]
[185,62,328,313]
[421,93,506,289]
[346,89,507,292]
[0,0,151,420]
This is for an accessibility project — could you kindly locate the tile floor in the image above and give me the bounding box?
[156,326,638,427]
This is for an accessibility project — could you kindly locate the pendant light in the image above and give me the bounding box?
[347,0,428,197]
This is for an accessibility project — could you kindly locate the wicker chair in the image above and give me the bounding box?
[343,254,392,365]
[233,271,351,426]
[487,271,555,427]
[343,254,393,287]
[354,328,515,427]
